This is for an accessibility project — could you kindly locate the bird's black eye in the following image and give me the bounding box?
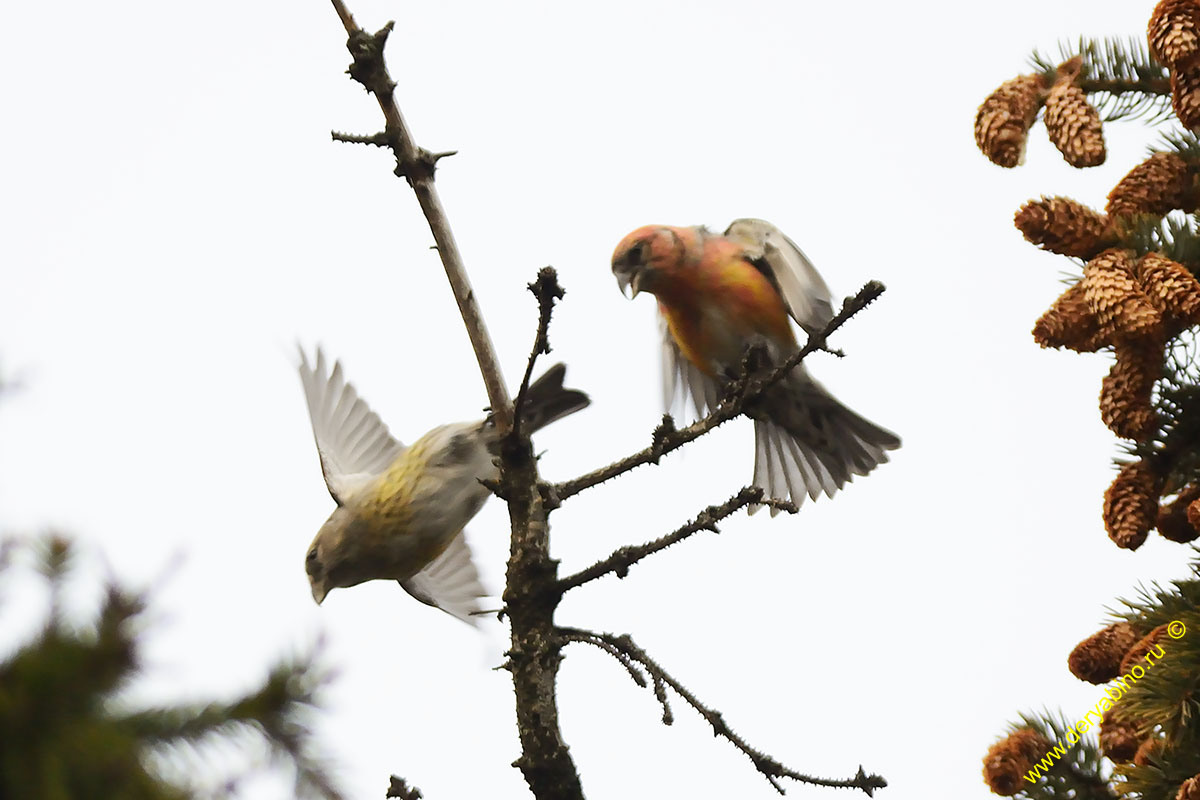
[627,242,645,264]
[306,548,319,572]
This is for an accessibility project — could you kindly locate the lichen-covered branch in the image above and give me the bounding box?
[498,441,583,799]
[558,627,887,797]
[555,487,795,594]
[490,265,581,797]
[548,281,886,502]
[328,0,512,431]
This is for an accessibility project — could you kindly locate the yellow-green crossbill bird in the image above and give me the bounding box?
[297,347,589,623]
[611,219,899,514]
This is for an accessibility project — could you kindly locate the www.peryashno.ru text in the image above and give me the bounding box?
[1024,619,1186,784]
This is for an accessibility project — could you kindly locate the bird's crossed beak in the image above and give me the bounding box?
[615,270,642,299]
[311,581,329,605]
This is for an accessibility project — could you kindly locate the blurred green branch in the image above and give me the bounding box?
[0,535,343,800]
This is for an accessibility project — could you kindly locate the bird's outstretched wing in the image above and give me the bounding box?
[400,530,488,625]
[724,218,835,335]
[659,309,722,419]
[297,345,406,504]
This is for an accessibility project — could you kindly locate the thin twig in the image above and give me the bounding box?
[550,281,886,502]
[558,627,887,797]
[331,130,390,147]
[559,628,648,688]
[555,487,795,594]
[512,267,564,438]
[328,0,512,430]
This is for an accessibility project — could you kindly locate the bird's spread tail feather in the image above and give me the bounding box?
[750,374,899,515]
[518,363,591,433]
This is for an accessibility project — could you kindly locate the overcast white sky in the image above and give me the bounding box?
[0,1,1186,798]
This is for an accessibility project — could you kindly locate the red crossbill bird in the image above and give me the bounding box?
[298,347,589,622]
[611,219,899,513]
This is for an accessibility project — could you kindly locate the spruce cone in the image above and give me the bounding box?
[1120,624,1169,674]
[1015,197,1114,258]
[1099,338,1164,441]
[1068,622,1141,683]
[983,728,1052,795]
[1044,69,1106,167]
[1033,282,1107,351]
[1178,774,1200,800]
[1083,249,1163,341]
[976,74,1048,167]
[1172,58,1200,130]
[1150,0,1200,68]
[1100,715,1141,763]
[1103,460,1161,550]
[1137,252,1200,331]
[1107,153,1196,219]
[1158,485,1200,542]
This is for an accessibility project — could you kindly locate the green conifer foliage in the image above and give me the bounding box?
[0,536,343,800]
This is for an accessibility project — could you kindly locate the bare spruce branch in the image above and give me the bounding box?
[331,130,390,147]
[327,5,580,798]
[327,0,512,430]
[512,267,565,438]
[558,627,887,797]
[325,7,892,798]
[497,481,583,799]
[555,487,795,594]
[386,776,423,799]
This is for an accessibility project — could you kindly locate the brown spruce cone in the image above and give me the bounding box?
[976,74,1048,167]
[1172,58,1200,130]
[1121,624,1170,674]
[1044,65,1106,167]
[1178,774,1200,800]
[1099,338,1164,441]
[1100,714,1141,763]
[1159,485,1200,542]
[1108,153,1196,218]
[983,728,1052,796]
[1150,0,1200,68]
[1137,252,1200,331]
[1189,497,1200,530]
[1015,197,1114,258]
[1033,282,1107,351]
[1083,249,1164,341]
[1068,622,1142,683]
[1104,460,1161,550]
